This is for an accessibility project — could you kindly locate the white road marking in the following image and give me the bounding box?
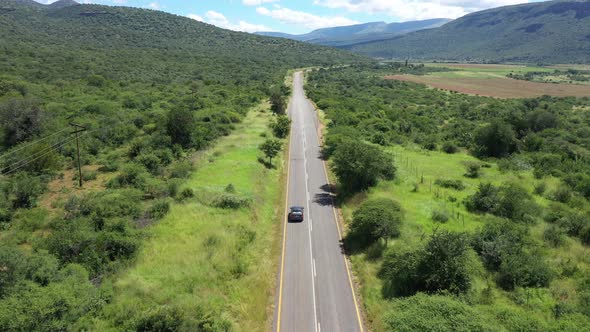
[301,101,318,332]
[318,323,321,332]
[313,259,317,277]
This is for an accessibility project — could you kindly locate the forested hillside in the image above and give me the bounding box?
[345,0,590,64]
[0,0,364,329]
[256,18,451,47]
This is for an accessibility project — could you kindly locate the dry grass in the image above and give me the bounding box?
[385,75,590,98]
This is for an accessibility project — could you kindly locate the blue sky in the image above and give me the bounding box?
[38,0,541,34]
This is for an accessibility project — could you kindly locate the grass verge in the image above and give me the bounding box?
[90,103,284,331]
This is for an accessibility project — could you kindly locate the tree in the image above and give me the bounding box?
[270,91,287,115]
[166,107,195,148]
[259,138,282,166]
[271,115,291,138]
[0,98,44,148]
[474,121,517,158]
[331,140,395,192]
[349,198,403,246]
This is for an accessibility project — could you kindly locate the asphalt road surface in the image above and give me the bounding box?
[275,72,363,332]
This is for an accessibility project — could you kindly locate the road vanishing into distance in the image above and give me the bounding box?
[274,72,364,332]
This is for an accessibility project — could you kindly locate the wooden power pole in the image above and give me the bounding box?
[69,122,87,188]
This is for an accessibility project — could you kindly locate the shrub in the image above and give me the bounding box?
[534,182,547,196]
[136,306,184,332]
[332,140,395,192]
[543,225,566,247]
[224,184,236,193]
[136,153,162,175]
[497,250,553,290]
[169,160,193,179]
[463,162,481,178]
[465,183,499,214]
[551,184,572,203]
[212,193,250,209]
[147,199,170,220]
[466,182,537,223]
[442,141,458,154]
[431,209,449,223]
[434,179,465,191]
[107,163,149,189]
[380,231,471,297]
[383,294,495,332]
[178,188,194,201]
[8,173,45,209]
[166,107,195,148]
[349,198,403,246]
[0,98,44,147]
[580,226,590,246]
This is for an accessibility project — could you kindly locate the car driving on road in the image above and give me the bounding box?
[288,206,304,222]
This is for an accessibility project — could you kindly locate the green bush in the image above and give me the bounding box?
[383,294,495,332]
[434,179,465,191]
[7,173,45,209]
[463,162,481,178]
[332,140,395,192]
[543,224,566,247]
[580,225,590,246]
[380,231,471,297]
[107,163,149,190]
[349,198,403,246]
[136,306,184,332]
[169,160,193,179]
[466,182,537,223]
[148,199,170,220]
[442,141,458,154]
[431,209,450,223]
[178,188,194,201]
[533,182,547,195]
[212,193,251,209]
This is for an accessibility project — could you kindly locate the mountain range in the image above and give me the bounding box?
[256,18,451,47]
[344,0,590,64]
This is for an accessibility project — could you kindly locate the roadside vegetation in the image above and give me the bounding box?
[306,64,590,331]
[0,1,346,329]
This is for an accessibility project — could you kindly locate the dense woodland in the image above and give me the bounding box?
[307,64,590,331]
[0,1,362,330]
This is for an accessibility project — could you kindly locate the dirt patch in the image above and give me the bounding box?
[385,75,590,98]
[40,165,111,212]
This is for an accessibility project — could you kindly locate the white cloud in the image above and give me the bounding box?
[242,0,279,6]
[187,13,203,21]
[313,0,530,20]
[147,2,160,10]
[256,6,359,30]
[187,10,272,33]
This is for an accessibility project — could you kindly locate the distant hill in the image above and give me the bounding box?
[0,0,365,84]
[344,0,590,64]
[256,18,451,47]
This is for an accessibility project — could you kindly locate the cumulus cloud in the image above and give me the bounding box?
[256,6,359,30]
[242,0,279,6]
[188,10,272,33]
[313,0,530,20]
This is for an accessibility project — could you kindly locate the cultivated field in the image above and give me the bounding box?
[386,75,590,98]
[386,63,590,98]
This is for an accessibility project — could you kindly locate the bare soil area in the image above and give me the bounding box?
[385,75,590,98]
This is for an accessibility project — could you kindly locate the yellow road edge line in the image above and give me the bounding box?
[276,89,294,332]
[321,160,365,332]
[305,69,364,332]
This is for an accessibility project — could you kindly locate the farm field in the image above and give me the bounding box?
[87,105,285,331]
[385,63,590,98]
[385,74,590,98]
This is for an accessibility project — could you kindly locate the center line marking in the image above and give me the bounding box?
[313,259,317,277]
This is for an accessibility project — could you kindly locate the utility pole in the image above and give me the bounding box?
[69,122,87,188]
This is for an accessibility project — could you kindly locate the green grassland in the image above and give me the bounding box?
[424,63,554,79]
[88,105,284,331]
[339,144,590,331]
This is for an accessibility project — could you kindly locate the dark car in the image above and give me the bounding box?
[288,206,304,222]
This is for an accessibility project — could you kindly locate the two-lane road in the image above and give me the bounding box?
[275,72,363,332]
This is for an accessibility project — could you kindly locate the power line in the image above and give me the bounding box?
[1,132,90,177]
[0,132,90,175]
[0,127,70,161]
